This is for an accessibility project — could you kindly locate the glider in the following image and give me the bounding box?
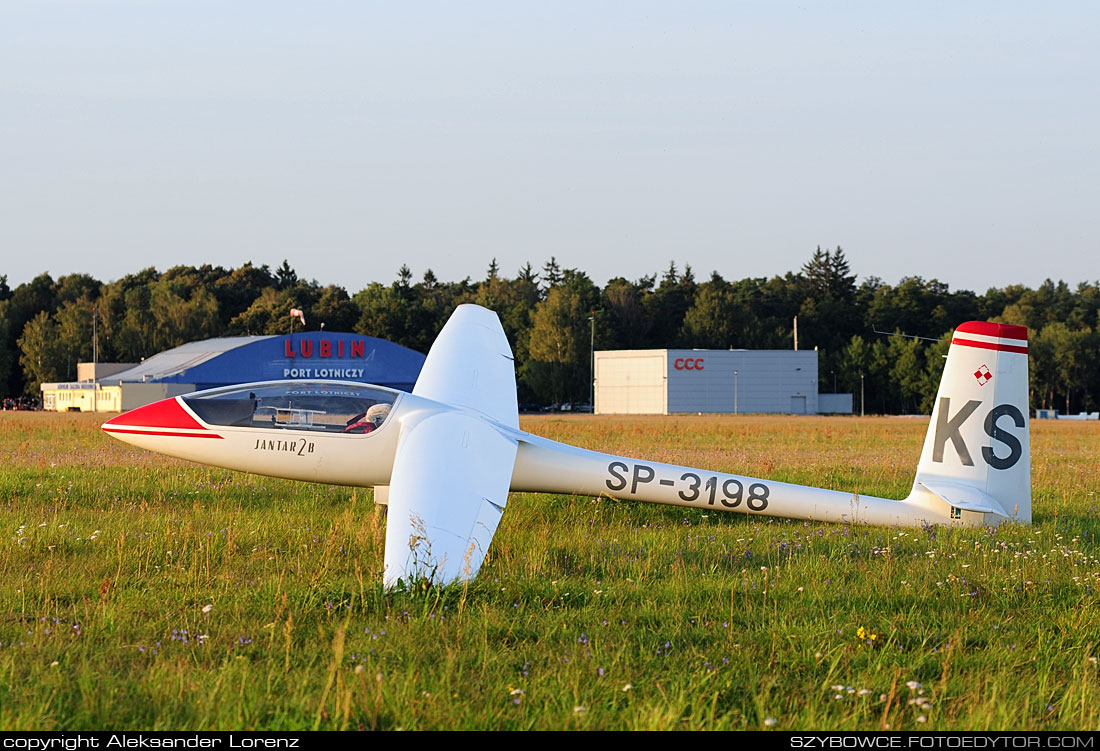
[102,305,1031,587]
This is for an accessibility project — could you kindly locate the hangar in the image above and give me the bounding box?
[43,331,426,412]
[594,348,849,415]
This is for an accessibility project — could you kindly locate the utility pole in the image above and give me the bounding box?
[860,372,865,417]
[92,307,98,414]
[793,316,798,351]
[588,315,595,411]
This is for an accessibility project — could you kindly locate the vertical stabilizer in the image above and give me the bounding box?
[912,322,1031,524]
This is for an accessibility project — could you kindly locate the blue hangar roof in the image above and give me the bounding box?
[104,332,426,392]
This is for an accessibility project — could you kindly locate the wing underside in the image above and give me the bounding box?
[384,304,521,587]
[383,411,518,587]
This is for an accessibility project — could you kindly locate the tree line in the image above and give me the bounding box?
[2,249,1098,413]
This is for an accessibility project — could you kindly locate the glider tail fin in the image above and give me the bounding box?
[910,321,1031,524]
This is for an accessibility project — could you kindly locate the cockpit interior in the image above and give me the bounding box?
[182,381,398,434]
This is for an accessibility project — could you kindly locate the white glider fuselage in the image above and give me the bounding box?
[101,305,1032,586]
[102,385,1005,530]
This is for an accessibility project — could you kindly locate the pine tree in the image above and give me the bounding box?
[517,262,539,285]
[541,257,563,291]
[275,260,298,290]
[802,246,855,301]
[826,247,856,299]
[397,265,413,288]
[662,261,678,286]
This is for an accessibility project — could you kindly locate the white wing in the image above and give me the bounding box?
[384,412,518,587]
[412,304,519,429]
[384,305,521,586]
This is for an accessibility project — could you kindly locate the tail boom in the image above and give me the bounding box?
[510,435,990,528]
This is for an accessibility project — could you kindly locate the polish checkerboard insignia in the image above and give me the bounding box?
[974,364,992,386]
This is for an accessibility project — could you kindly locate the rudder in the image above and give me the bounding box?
[911,322,1031,524]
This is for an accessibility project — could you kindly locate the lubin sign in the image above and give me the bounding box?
[281,337,374,379]
[257,333,417,388]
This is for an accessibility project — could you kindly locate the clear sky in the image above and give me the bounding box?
[2,1,1097,293]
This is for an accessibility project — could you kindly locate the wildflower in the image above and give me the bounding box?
[509,688,525,696]
[764,717,778,727]
[573,706,587,714]
[202,604,213,614]
[622,683,633,692]
[917,715,927,723]
[906,681,922,690]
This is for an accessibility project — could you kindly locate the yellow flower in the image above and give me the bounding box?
[856,625,879,645]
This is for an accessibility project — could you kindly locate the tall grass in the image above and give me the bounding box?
[0,412,1098,729]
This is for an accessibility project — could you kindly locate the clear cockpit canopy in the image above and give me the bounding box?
[182,381,398,434]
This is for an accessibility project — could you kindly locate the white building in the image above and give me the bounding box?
[594,349,825,415]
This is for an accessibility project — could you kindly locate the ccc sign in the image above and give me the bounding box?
[674,358,705,371]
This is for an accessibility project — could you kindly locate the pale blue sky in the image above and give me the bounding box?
[2,1,1097,292]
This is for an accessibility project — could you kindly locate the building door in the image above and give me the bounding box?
[790,395,807,414]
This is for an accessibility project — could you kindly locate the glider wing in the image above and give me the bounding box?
[412,304,519,429]
[384,411,518,586]
[385,305,521,586]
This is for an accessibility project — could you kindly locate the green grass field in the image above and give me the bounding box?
[1,411,1099,730]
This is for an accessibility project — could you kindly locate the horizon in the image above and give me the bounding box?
[4,256,1097,296]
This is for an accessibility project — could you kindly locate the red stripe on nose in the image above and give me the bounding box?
[101,397,207,431]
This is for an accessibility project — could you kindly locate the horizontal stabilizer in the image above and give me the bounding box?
[919,481,1009,518]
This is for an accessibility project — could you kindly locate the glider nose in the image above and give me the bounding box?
[101,396,211,438]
